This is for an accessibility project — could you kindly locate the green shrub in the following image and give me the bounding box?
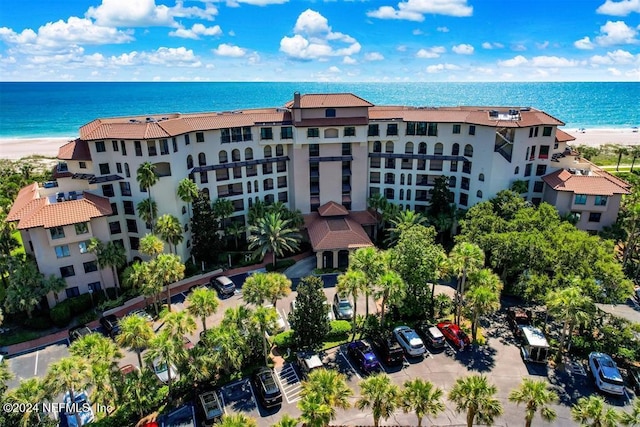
[77,310,97,325]
[326,320,352,341]
[50,304,71,327]
[23,315,50,331]
[265,259,296,272]
[68,294,92,315]
[272,330,294,349]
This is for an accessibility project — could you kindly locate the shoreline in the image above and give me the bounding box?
[0,129,638,160]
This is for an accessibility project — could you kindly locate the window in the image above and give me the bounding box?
[281,127,293,139]
[459,192,468,206]
[543,126,552,137]
[123,200,135,215]
[309,144,320,157]
[535,164,547,176]
[185,134,190,145]
[464,144,473,157]
[530,146,536,160]
[112,140,119,151]
[124,163,130,177]
[525,147,530,161]
[264,146,272,158]
[88,282,101,292]
[529,128,534,138]
[95,141,106,152]
[428,123,438,136]
[116,163,123,174]
[60,265,76,278]
[451,143,459,156]
[172,137,178,153]
[102,184,114,198]
[196,132,205,143]
[260,127,273,140]
[78,240,90,254]
[478,173,485,182]
[461,177,470,190]
[429,160,443,171]
[342,143,351,155]
[307,128,319,138]
[83,261,98,273]
[387,123,398,136]
[119,182,132,196]
[477,190,483,198]
[55,245,70,258]
[539,145,550,159]
[385,141,394,153]
[147,141,157,156]
[199,152,207,166]
[126,219,138,233]
[325,108,336,117]
[262,163,273,174]
[595,195,608,206]
[65,287,80,298]
[120,140,127,155]
[515,166,520,174]
[405,142,414,154]
[533,181,544,192]
[160,139,169,155]
[453,124,461,134]
[277,176,287,188]
[588,212,602,222]
[186,155,194,169]
[276,144,284,156]
[245,147,253,160]
[218,151,227,164]
[99,163,110,175]
[344,126,356,137]
[200,171,208,183]
[469,125,476,135]
[110,202,118,216]
[524,163,532,177]
[134,141,142,156]
[75,222,88,234]
[109,221,122,235]
[463,161,472,174]
[434,143,443,155]
[370,172,380,183]
[368,124,379,136]
[79,161,86,169]
[418,142,426,154]
[450,160,458,172]
[574,194,587,205]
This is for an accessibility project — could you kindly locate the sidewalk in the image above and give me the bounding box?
[5,250,313,357]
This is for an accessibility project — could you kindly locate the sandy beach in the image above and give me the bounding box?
[0,129,639,160]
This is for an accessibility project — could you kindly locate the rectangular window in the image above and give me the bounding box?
[461,177,470,190]
[88,282,101,292]
[200,171,208,183]
[450,160,458,172]
[539,145,550,159]
[281,127,293,139]
[65,287,80,298]
[309,144,320,157]
[260,127,273,140]
[277,176,287,188]
[78,240,90,254]
[427,123,438,136]
[130,237,140,250]
[220,128,231,143]
[185,134,190,145]
[172,137,178,153]
[530,146,536,160]
[574,194,587,205]
[95,141,106,152]
[60,265,76,278]
[462,161,472,174]
[231,128,242,142]
[196,132,205,143]
[342,143,351,155]
[147,141,157,156]
[543,126,552,137]
[469,125,476,135]
[535,164,547,176]
[110,202,118,216]
[370,172,380,183]
[368,124,379,136]
[79,161,87,169]
[524,163,532,177]
[83,261,98,274]
[134,141,142,156]
[102,184,114,198]
[119,181,132,196]
[116,163,123,174]
[386,123,398,136]
[453,124,461,134]
[344,126,356,137]
[588,212,602,222]
[99,163,110,175]
[416,122,427,136]
[262,163,273,174]
[112,140,119,151]
[429,159,443,171]
[459,192,469,206]
[406,122,416,135]
[120,140,127,155]
[75,222,88,234]
[160,139,169,155]
[242,126,252,141]
[126,219,138,233]
[595,195,608,206]
[533,181,544,192]
[307,128,319,138]
[109,221,122,235]
[55,245,70,258]
[529,128,534,138]
[123,200,135,215]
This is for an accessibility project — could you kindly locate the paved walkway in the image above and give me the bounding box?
[4,251,313,357]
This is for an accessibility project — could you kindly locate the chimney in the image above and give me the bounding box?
[293,92,300,109]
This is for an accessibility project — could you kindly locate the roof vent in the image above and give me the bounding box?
[489,110,499,118]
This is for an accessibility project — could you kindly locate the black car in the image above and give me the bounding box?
[252,367,282,408]
[347,340,381,374]
[415,322,446,350]
[210,276,236,297]
[69,324,93,342]
[371,334,404,367]
[99,314,120,338]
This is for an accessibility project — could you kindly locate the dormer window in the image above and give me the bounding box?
[325,108,336,118]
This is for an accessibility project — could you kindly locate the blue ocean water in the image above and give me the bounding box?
[0,82,638,139]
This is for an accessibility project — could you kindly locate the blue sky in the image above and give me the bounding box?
[0,0,638,81]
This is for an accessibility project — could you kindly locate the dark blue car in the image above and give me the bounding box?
[347,340,381,374]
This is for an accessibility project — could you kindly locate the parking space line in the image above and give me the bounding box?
[275,364,302,404]
[218,390,227,415]
[338,349,361,380]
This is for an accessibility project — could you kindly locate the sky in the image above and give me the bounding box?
[0,0,639,82]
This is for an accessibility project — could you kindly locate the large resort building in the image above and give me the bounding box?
[7,92,630,307]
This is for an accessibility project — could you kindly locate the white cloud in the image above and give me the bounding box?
[367,0,473,22]
[590,49,638,64]
[343,56,357,64]
[530,56,579,67]
[328,65,341,73]
[226,0,288,5]
[426,63,461,73]
[437,26,449,32]
[471,66,494,75]
[481,41,504,49]
[87,0,218,27]
[536,41,549,49]
[416,46,445,58]
[144,47,201,67]
[574,36,595,50]
[452,43,474,54]
[279,9,361,60]
[365,52,384,61]
[608,67,622,75]
[213,43,246,57]
[412,29,423,35]
[595,20,639,45]
[597,0,640,16]
[511,43,527,51]
[396,45,407,52]
[498,55,528,67]
[169,23,222,39]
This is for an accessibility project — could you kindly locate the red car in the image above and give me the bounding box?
[437,321,470,350]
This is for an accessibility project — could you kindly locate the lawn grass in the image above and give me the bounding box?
[10,230,24,257]
[0,329,41,346]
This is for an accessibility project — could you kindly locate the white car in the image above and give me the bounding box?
[153,359,179,384]
[393,326,426,357]
[588,352,625,395]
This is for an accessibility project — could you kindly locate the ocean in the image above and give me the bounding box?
[0,82,638,139]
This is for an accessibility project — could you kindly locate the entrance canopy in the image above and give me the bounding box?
[304,201,375,252]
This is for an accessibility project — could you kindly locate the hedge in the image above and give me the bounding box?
[266,259,296,272]
[272,330,294,349]
[50,303,72,327]
[326,320,352,341]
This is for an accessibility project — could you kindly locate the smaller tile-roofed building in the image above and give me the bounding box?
[57,139,92,161]
[542,168,630,196]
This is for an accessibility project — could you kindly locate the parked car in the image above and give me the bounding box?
[210,275,236,297]
[296,351,324,377]
[506,307,532,337]
[99,314,120,338]
[437,321,470,350]
[346,340,381,374]
[63,390,94,427]
[69,324,93,342]
[415,322,446,350]
[371,334,404,367]
[128,308,154,323]
[119,364,139,377]
[153,359,179,384]
[589,352,625,395]
[252,367,283,408]
[198,390,223,426]
[267,307,286,335]
[333,294,354,320]
[393,326,426,357]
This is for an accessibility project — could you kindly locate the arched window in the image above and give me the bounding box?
[405,142,414,154]
[324,128,339,138]
[232,149,240,162]
[400,174,405,185]
[464,144,473,157]
[449,176,457,188]
[219,150,228,163]
[452,143,460,156]
[198,152,206,166]
[400,189,404,200]
[407,189,411,200]
[264,146,272,158]
[124,163,130,177]
[247,182,252,193]
[186,155,194,169]
[514,166,520,174]
[434,143,444,155]
[478,173,485,182]
[407,174,412,185]
[418,142,427,154]
[385,141,394,153]
[373,141,381,153]
[276,144,284,156]
[202,188,210,199]
[477,190,483,198]
[254,180,259,192]
[245,148,253,160]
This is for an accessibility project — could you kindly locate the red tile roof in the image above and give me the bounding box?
[7,185,112,229]
[304,212,373,251]
[542,168,631,196]
[317,201,349,217]
[556,129,576,143]
[57,139,91,161]
[286,93,374,108]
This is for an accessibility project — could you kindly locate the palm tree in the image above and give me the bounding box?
[119,368,163,419]
[186,286,219,332]
[401,378,445,427]
[140,233,165,258]
[621,398,640,426]
[152,253,185,312]
[301,369,352,415]
[137,161,159,230]
[546,285,594,363]
[349,247,387,316]
[614,145,629,171]
[116,314,154,368]
[156,214,184,254]
[161,309,196,342]
[7,377,47,426]
[571,395,620,427]
[449,242,485,325]
[630,146,640,173]
[242,272,272,306]
[271,414,299,427]
[465,269,503,342]
[212,197,234,228]
[137,198,158,230]
[0,360,13,396]
[252,306,277,364]
[177,177,199,219]
[144,330,184,393]
[226,221,245,249]
[298,391,334,427]
[45,356,92,427]
[336,269,366,339]
[376,269,405,326]
[508,378,558,427]
[204,325,245,375]
[219,413,258,427]
[356,373,401,427]
[385,209,429,246]
[247,212,301,267]
[89,238,126,297]
[448,374,504,427]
